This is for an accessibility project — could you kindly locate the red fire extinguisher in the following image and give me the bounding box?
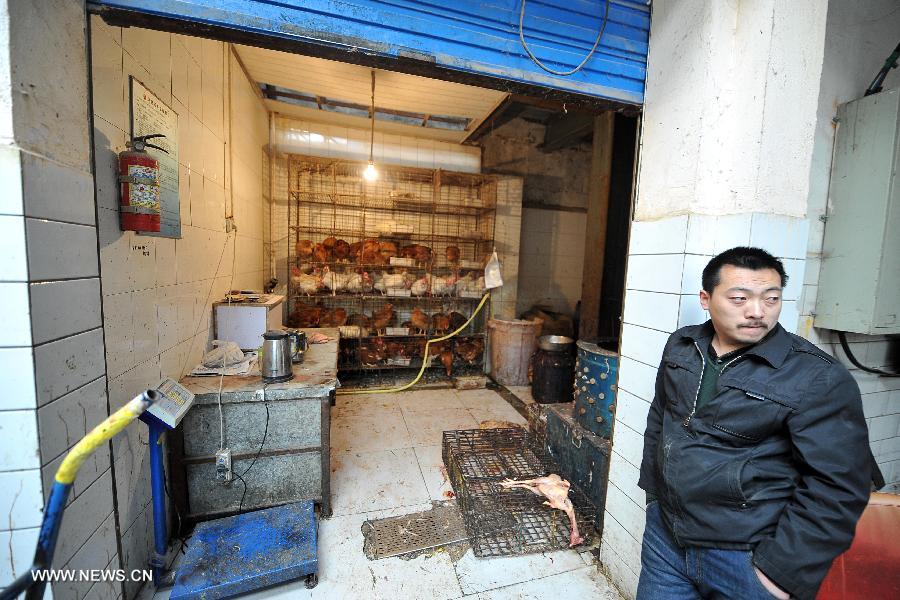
[118,134,166,232]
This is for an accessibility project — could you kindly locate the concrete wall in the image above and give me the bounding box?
[801,0,900,490]
[0,2,108,599]
[90,18,268,598]
[480,117,589,316]
[600,1,900,598]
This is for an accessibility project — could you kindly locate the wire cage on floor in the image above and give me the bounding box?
[285,154,497,377]
[442,428,597,557]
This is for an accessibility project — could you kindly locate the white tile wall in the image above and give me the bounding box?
[0,469,45,529]
[0,215,28,281]
[619,323,669,368]
[0,348,36,410]
[0,282,33,346]
[628,215,687,254]
[0,147,24,215]
[29,279,102,345]
[623,290,680,333]
[89,21,270,586]
[626,253,684,294]
[0,410,41,470]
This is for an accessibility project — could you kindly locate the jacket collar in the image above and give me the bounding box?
[676,320,792,368]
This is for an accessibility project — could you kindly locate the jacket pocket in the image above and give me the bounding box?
[712,383,792,442]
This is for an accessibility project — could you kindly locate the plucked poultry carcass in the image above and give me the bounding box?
[410,308,430,334]
[291,266,323,296]
[499,474,584,547]
[371,303,394,334]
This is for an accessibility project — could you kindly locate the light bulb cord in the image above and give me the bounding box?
[369,70,375,163]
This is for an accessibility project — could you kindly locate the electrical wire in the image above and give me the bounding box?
[519,0,610,77]
[837,331,900,377]
[236,390,271,512]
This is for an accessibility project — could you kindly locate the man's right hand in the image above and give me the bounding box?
[754,566,790,599]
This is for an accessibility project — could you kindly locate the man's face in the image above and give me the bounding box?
[699,265,783,352]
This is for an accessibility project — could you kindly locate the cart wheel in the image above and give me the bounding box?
[305,573,319,589]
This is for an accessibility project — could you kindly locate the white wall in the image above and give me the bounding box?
[90,19,268,598]
[800,0,900,489]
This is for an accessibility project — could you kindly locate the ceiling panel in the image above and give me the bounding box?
[235,44,507,143]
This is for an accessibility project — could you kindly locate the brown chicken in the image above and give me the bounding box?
[322,236,337,251]
[410,308,430,335]
[319,307,348,328]
[445,245,460,263]
[385,341,408,360]
[449,311,467,332]
[296,239,314,260]
[332,239,351,261]
[371,303,394,334]
[360,238,384,265]
[289,302,321,328]
[431,312,450,334]
[499,474,583,547]
[440,347,454,376]
[348,241,364,261]
[313,242,329,263]
[358,344,384,366]
[455,338,484,365]
[378,241,399,262]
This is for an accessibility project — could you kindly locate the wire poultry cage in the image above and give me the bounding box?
[442,428,597,557]
[286,154,496,377]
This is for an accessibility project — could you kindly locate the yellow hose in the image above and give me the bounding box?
[338,292,491,395]
[55,391,157,484]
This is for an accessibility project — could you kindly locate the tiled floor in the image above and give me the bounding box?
[144,388,622,600]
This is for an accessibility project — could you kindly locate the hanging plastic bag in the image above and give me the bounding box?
[484,249,503,289]
[202,340,245,368]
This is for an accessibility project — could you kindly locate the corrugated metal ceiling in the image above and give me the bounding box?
[235,44,508,143]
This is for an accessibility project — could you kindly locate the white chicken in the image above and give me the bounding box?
[431,274,458,296]
[291,266,323,296]
[456,272,486,295]
[374,270,412,294]
[411,275,431,296]
[345,271,374,294]
[322,266,352,293]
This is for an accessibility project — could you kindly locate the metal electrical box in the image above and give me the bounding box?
[815,86,900,335]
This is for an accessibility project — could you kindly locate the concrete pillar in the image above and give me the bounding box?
[603,2,828,597]
[0,2,117,599]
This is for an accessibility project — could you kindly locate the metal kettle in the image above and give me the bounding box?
[261,330,303,383]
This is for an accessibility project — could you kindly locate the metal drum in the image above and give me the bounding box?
[573,341,619,438]
[531,336,575,403]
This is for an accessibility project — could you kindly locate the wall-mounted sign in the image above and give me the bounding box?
[130,76,180,238]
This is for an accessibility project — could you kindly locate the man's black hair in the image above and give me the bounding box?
[702,246,788,293]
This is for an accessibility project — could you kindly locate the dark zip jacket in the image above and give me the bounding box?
[638,321,870,600]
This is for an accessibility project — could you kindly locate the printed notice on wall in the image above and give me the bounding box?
[130,76,181,238]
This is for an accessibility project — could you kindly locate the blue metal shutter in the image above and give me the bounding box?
[89,0,649,106]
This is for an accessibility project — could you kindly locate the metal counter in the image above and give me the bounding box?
[172,329,338,522]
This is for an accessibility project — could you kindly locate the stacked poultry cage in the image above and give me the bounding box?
[285,154,496,378]
[442,428,597,557]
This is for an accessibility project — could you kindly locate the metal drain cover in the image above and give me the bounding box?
[362,503,468,560]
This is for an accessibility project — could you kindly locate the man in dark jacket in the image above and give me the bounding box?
[637,247,871,600]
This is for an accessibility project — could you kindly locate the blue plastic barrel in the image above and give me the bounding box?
[573,341,619,438]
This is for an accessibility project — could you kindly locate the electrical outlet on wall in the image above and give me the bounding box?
[215,448,232,483]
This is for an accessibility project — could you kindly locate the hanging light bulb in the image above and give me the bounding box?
[364,70,378,183]
[363,160,378,181]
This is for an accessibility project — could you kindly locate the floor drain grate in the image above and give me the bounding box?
[362,503,468,560]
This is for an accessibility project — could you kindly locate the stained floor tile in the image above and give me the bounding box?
[474,565,621,599]
[413,444,454,502]
[330,447,430,516]
[402,407,479,447]
[330,407,412,453]
[453,547,588,595]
